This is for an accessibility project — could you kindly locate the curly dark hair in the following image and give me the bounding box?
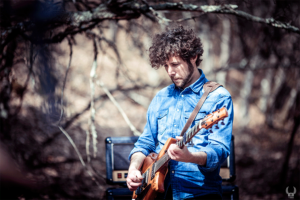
[149,26,203,69]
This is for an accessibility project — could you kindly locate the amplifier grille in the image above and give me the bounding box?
[112,143,134,170]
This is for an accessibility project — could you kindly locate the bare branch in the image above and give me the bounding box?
[85,129,91,163]
[64,3,140,26]
[89,37,99,158]
[96,80,142,136]
[58,126,86,167]
[55,38,73,125]
[148,3,299,34]
[57,126,104,187]
[43,84,153,147]
[127,91,150,108]
[141,0,170,25]
[87,31,136,86]
[215,6,299,34]
[1,2,298,55]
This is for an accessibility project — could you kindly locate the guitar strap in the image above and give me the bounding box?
[179,81,222,137]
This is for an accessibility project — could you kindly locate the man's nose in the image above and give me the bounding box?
[166,66,175,76]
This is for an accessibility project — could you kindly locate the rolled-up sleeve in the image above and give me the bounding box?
[198,94,234,172]
[128,96,159,161]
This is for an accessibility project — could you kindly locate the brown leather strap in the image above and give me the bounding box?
[180,81,222,137]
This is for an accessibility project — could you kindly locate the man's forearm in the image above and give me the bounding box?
[189,151,207,166]
[129,152,146,172]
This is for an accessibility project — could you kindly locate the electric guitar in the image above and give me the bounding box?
[132,107,229,200]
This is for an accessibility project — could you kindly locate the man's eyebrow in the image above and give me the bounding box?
[163,60,179,66]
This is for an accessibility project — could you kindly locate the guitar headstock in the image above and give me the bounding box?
[200,107,228,129]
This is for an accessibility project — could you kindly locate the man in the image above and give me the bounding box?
[126,26,234,200]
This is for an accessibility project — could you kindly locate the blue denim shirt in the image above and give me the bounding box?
[129,69,234,200]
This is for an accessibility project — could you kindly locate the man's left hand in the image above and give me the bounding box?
[168,136,207,165]
[168,136,193,163]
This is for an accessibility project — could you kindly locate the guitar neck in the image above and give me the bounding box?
[177,119,204,149]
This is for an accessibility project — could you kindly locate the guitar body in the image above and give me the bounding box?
[132,137,177,200]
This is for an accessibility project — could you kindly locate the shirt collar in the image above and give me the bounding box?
[169,69,208,94]
[188,69,208,93]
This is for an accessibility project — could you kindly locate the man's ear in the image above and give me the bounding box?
[190,55,197,64]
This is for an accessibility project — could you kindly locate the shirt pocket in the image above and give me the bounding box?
[157,109,168,135]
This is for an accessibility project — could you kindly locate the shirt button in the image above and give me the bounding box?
[172,171,175,174]
[174,125,176,127]
[181,95,184,97]
[177,109,179,111]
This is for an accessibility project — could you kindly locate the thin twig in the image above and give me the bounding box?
[42,84,154,147]
[86,129,91,163]
[147,3,300,34]
[96,80,142,136]
[1,3,299,57]
[57,126,104,187]
[89,37,98,158]
[56,37,73,125]
[142,0,170,25]
[126,91,150,108]
[58,126,86,167]
[87,30,138,88]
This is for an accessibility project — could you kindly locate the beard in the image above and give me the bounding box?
[172,61,195,89]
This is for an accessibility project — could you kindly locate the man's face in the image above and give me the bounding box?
[164,56,196,89]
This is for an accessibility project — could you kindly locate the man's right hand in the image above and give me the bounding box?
[127,152,146,191]
[126,168,143,191]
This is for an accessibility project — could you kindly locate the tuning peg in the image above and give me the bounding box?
[215,125,219,129]
[221,120,225,125]
[209,129,213,133]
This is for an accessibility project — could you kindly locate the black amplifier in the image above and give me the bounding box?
[105,136,139,185]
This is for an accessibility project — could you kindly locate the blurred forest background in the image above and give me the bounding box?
[0,0,299,199]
